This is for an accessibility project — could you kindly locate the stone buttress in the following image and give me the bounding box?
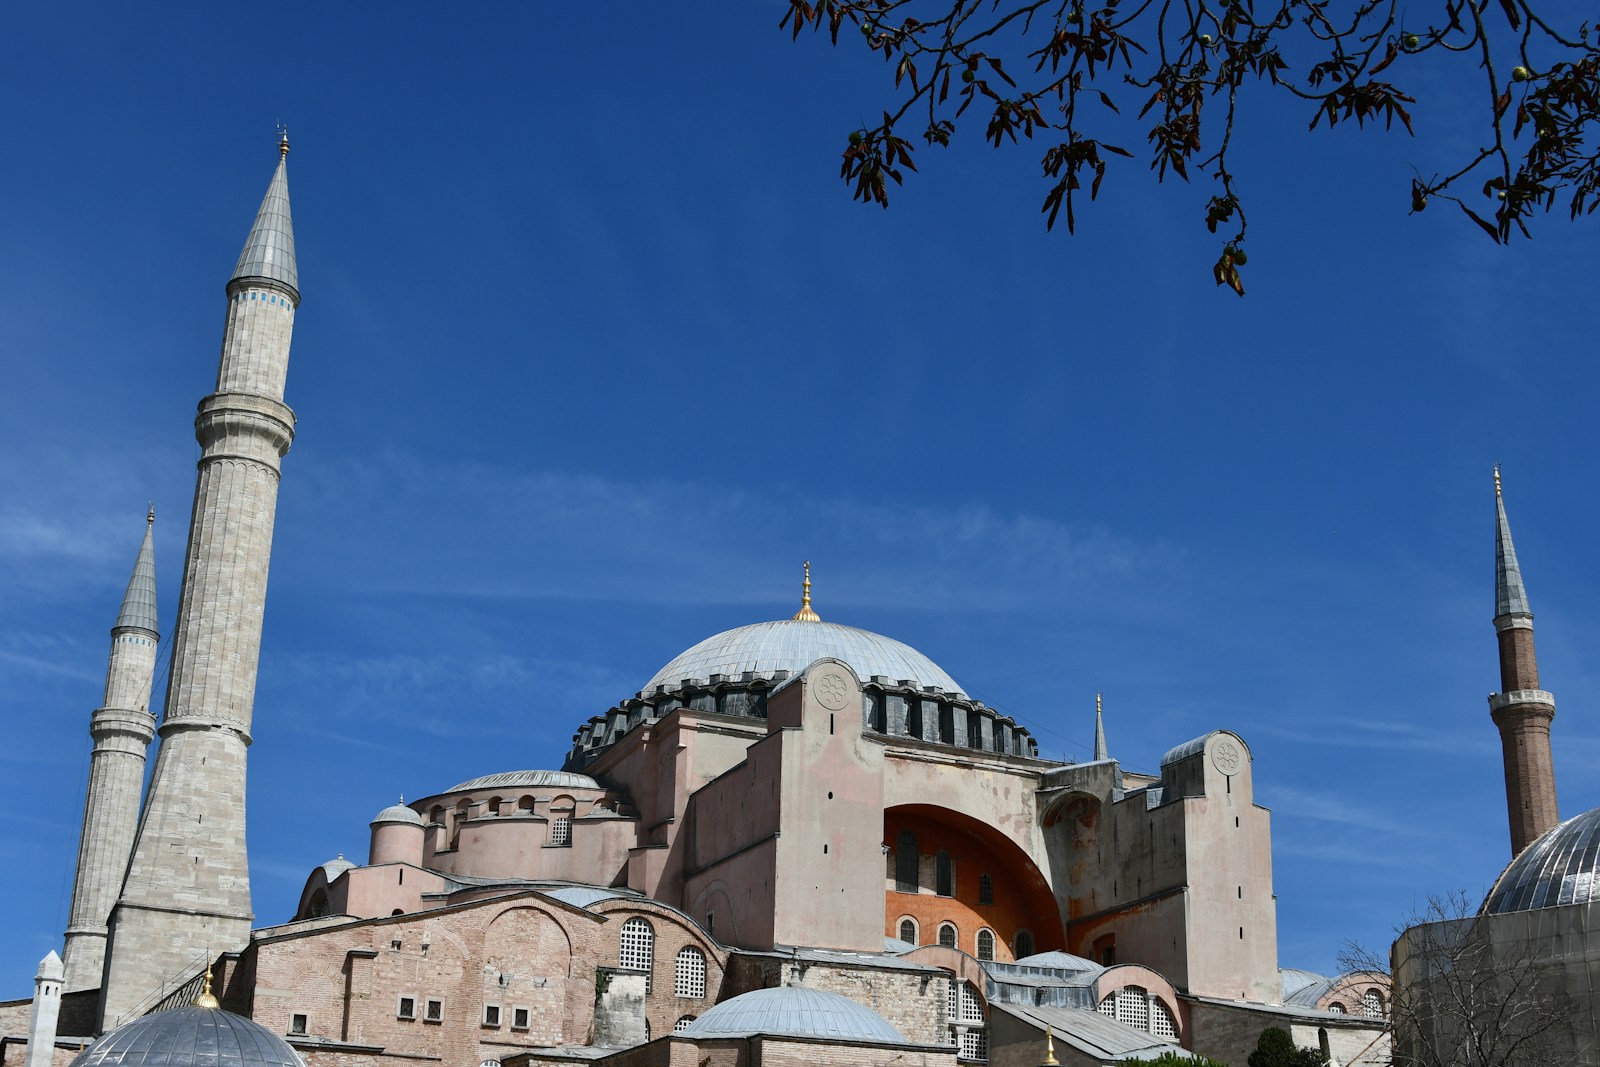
[101,137,300,1027]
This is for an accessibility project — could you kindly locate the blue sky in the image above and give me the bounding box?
[3,3,1598,994]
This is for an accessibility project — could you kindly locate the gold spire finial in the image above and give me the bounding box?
[792,561,821,622]
[1040,1025,1059,1067]
[1096,692,1102,716]
[1494,464,1502,498]
[195,963,220,1009]
[147,503,155,525]
[277,124,290,159]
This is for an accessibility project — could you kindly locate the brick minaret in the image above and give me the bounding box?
[61,511,159,992]
[101,135,299,1027]
[1489,467,1559,857]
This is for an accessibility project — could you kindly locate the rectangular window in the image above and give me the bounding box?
[512,1006,531,1030]
[397,996,416,1020]
[289,1015,307,1036]
[549,816,572,847]
[483,1004,501,1028]
[424,998,443,1023]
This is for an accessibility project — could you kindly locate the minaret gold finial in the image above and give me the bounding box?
[1494,464,1502,498]
[1040,1025,1059,1067]
[277,124,290,158]
[195,963,220,1009]
[147,503,155,525]
[792,561,821,622]
[1096,692,1102,716]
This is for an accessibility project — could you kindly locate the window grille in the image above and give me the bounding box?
[550,816,572,847]
[1115,987,1149,1032]
[1362,989,1384,1018]
[425,998,443,1023]
[674,947,706,999]
[397,996,416,1020]
[1328,1003,1346,1014]
[619,918,654,993]
[959,982,985,1024]
[959,1028,988,1062]
[945,978,958,1020]
[976,929,995,961]
[1098,995,1116,1019]
[978,873,994,905]
[512,1007,530,1029]
[1150,999,1177,1040]
[899,918,917,944]
[1014,931,1034,958]
[939,923,957,949]
[483,1005,501,1027]
[674,1016,696,1033]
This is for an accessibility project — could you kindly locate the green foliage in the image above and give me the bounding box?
[1246,1026,1325,1067]
[1120,1054,1231,1067]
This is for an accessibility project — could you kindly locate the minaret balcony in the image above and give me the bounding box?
[1488,689,1556,713]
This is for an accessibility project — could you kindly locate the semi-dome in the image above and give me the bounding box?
[318,856,355,881]
[1482,806,1600,915]
[645,620,965,698]
[679,986,907,1044]
[70,1005,303,1067]
[447,770,600,793]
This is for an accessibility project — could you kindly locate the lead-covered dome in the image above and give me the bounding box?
[70,1006,303,1067]
[644,620,965,698]
[448,770,599,792]
[1483,807,1600,915]
[679,986,907,1044]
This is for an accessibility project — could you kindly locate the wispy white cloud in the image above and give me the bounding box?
[1264,785,1421,836]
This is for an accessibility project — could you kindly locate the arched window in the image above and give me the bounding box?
[451,799,471,848]
[1099,988,1174,1040]
[898,918,918,944]
[487,796,503,816]
[429,805,445,827]
[1362,988,1385,1018]
[673,1015,696,1033]
[976,929,995,961]
[518,795,535,813]
[1328,1002,1346,1014]
[619,918,654,993]
[895,831,919,892]
[936,851,954,897]
[1013,930,1034,959]
[1115,985,1150,1031]
[951,981,987,1061]
[978,873,994,905]
[938,922,958,949]
[674,947,706,999]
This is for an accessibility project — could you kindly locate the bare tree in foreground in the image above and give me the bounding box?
[781,0,1599,294]
[1340,892,1567,1067]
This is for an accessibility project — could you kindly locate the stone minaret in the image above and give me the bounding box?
[62,511,160,992]
[1489,467,1559,857]
[101,135,299,1028]
[24,952,64,1067]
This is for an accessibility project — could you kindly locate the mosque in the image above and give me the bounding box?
[2,141,1587,1067]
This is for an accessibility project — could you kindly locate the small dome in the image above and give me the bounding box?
[645,620,964,697]
[371,803,423,827]
[319,856,355,881]
[1015,950,1101,972]
[679,986,907,1044]
[447,770,600,793]
[1483,807,1600,915]
[542,886,630,909]
[70,1006,303,1067]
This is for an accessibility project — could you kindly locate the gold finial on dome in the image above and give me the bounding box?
[1494,463,1502,498]
[195,963,220,1009]
[792,561,821,622]
[1040,1025,1059,1067]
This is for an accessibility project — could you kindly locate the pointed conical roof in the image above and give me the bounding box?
[1093,693,1109,761]
[114,513,158,635]
[230,143,298,300]
[1495,469,1532,620]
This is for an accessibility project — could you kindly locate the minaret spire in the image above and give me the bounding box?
[102,139,302,1027]
[792,560,821,622]
[62,513,161,991]
[1487,468,1559,856]
[1093,692,1109,761]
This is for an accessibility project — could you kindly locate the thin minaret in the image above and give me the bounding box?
[101,133,300,1027]
[1489,466,1559,856]
[1093,692,1109,761]
[61,511,160,992]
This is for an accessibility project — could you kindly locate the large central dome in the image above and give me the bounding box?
[644,620,966,698]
